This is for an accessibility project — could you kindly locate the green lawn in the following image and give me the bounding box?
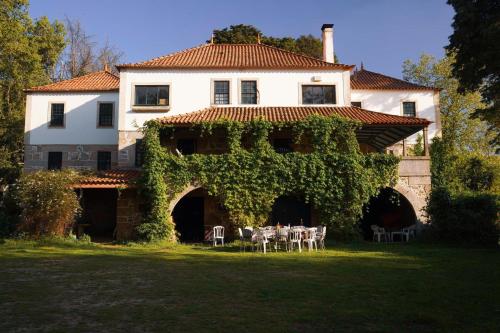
[0,239,499,333]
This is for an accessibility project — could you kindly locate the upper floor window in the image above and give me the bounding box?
[302,85,336,105]
[48,152,62,170]
[213,80,230,105]
[97,151,112,171]
[240,80,258,104]
[351,101,362,108]
[273,139,293,154]
[49,103,64,127]
[402,101,416,117]
[134,85,169,106]
[176,139,196,155]
[98,102,114,127]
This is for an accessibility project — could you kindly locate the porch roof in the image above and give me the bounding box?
[76,170,140,188]
[157,106,431,151]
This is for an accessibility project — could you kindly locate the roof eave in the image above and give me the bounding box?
[24,88,120,93]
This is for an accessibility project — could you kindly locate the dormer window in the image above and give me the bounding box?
[302,85,336,104]
[134,85,169,106]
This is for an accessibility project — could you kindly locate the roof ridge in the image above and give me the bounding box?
[117,43,210,68]
[257,43,352,67]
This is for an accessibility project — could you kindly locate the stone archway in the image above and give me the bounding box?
[393,180,428,224]
[168,183,202,214]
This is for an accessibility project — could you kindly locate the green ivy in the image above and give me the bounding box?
[139,115,400,241]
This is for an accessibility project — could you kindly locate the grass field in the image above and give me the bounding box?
[0,239,499,333]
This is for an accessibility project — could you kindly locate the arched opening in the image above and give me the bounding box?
[270,195,312,227]
[171,188,229,242]
[359,187,417,240]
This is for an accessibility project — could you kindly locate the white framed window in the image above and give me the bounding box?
[239,79,259,105]
[97,102,114,127]
[211,80,231,105]
[48,102,65,127]
[301,85,336,105]
[402,101,417,117]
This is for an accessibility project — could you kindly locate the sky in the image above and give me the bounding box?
[29,0,455,78]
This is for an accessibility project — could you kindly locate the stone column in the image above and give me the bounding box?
[423,127,429,156]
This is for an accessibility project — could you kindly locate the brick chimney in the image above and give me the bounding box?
[321,24,334,63]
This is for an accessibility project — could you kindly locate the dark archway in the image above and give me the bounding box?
[270,195,311,227]
[359,188,417,240]
[172,188,205,242]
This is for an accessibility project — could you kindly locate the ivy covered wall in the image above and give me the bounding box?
[138,115,400,242]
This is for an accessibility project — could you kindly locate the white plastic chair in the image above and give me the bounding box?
[275,227,289,252]
[402,224,417,242]
[289,228,302,253]
[213,226,224,246]
[371,225,387,243]
[316,225,327,250]
[303,228,318,252]
[255,230,271,254]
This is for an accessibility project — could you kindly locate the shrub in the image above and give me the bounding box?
[426,187,499,247]
[11,170,82,237]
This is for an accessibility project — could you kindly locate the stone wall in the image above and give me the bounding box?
[118,131,143,168]
[115,188,143,240]
[24,144,118,171]
[396,156,432,223]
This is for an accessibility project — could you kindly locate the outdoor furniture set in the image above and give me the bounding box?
[370,224,417,242]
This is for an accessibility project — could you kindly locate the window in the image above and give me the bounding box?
[135,139,143,167]
[134,85,169,106]
[48,152,62,170]
[214,80,230,105]
[302,85,336,104]
[241,80,257,104]
[97,151,112,171]
[273,139,293,154]
[98,102,114,127]
[49,103,64,127]
[176,139,196,155]
[403,102,416,117]
[351,101,362,108]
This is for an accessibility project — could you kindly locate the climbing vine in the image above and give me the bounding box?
[138,115,400,241]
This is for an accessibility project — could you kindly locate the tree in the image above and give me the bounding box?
[211,24,339,61]
[57,18,123,79]
[409,134,424,156]
[0,0,66,185]
[403,53,495,155]
[446,0,500,142]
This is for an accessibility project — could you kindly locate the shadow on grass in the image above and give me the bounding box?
[1,239,499,333]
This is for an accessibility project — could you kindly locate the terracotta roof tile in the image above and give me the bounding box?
[26,71,119,93]
[118,43,354,70]
[157,106,431,126]
[351,69,438,91]
[77,170,140,188]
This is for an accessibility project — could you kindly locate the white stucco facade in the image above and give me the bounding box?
[25,92,119,145]
[350,89,440,143]
[119,69,350,131]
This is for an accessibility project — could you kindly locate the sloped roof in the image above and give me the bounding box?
[157,106,431,126]
[77,170,140,188]
[117,43,354,70]
[351,69,438,91]
[26,71,120,93]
